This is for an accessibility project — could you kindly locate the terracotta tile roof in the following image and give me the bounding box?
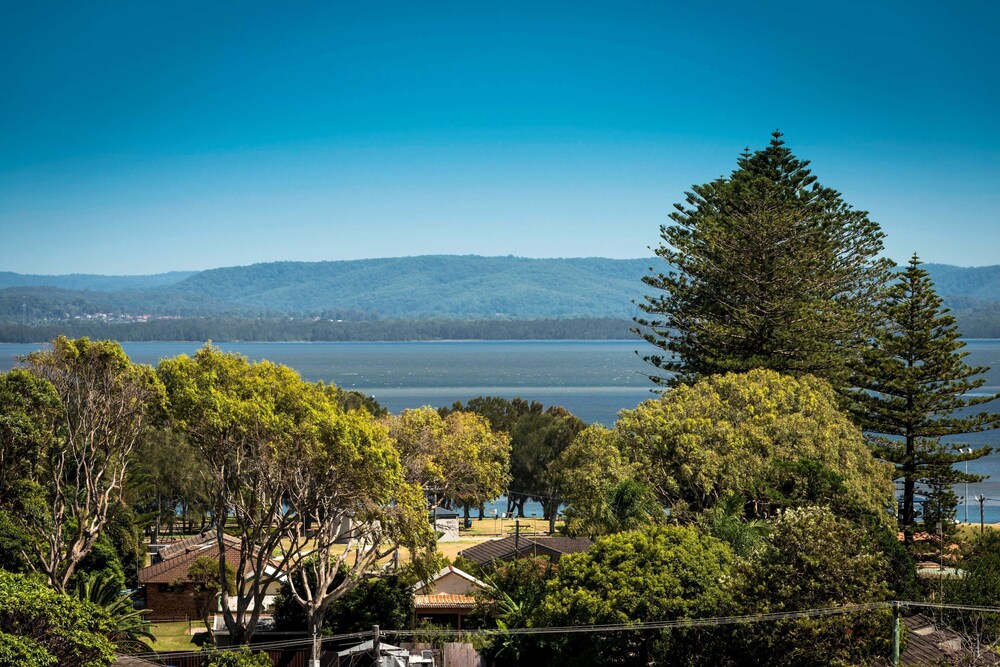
[414,594,477,609]
[458,535,593,565]
[139,532,247,585]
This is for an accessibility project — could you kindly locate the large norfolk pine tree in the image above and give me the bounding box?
[635,132,892,388]
[846,255,999,536]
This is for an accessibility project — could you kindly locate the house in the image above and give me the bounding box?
[138,530,281,621]
[413,565,489,629]
[457,535,593,568]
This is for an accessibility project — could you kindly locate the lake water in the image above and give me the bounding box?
[3,339,999,520]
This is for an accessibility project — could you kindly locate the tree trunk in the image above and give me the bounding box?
[902,433,916,543]
[307,608,324,667]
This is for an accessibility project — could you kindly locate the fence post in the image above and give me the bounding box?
[373,624,380,667]
[891,601,900,667]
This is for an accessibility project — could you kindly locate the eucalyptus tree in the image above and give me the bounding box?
[279,383,431,666]
[18,337,165,593]
[635,132,892,389]
[386,407,510,518]
[159,345,431,651]
[158,345,305,643]
[846,254,999,536]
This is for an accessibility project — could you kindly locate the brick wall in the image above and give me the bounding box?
[145,584,197,621]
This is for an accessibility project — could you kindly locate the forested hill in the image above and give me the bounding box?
[1,256,1000,339]
[2,257,653,320]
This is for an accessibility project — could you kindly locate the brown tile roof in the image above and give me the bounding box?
[532,536,594,555]
[458,535,593,565]
[414,594,477,610]
[139,532,246,585]
[155,530,220,561]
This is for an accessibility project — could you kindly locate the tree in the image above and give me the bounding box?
[550,425,631,537]
[186,556,236,645]
[273,573,414,634]
[201,648,273,667]
[158,345,305,644]
[132,428,210,542]
[446,397,584,524]
[846,255,998,537]
[473,557,555,666]
[508,408,586,531]
[732,506,892,667]
[0,369,61,503]
[278,384,431,666]
[386,407,510,518]
[615,369,894,522]
[635,132,892,388]
[531,526,736,666]
[17,337,165,592]
[0,570,117,667]
[160,345,430,659]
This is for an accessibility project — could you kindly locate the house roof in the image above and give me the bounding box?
[414,593,477,610]
[414,565,490,594]
[138,532,246,585]
[458,535,593,565]
[155,530,220,561]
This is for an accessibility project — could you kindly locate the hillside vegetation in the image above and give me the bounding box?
[1,256,999,340]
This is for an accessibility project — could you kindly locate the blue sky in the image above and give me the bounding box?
[1,1,997,274]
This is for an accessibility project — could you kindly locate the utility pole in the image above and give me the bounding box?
[978,495,987,534]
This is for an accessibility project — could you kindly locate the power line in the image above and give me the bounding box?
[128,600,1000,660]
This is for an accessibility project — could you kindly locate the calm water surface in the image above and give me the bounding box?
[3,339,999,519]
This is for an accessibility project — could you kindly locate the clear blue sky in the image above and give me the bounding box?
[1,1,997,274]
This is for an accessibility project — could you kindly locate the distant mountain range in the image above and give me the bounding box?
[0,256,998,337]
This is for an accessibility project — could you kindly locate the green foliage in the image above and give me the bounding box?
[74,570,154,655]
[0,369,61,502]
[733,506,892,667]
[847,255,998,534]
[937,531,1000,659]
[387,407,511,509]
[0,570,117,667]
[550,425,631,536]
[635,132,892,388]
[201,647,273,666]
[0,509,34,573]
[0,632,57,667]
[272,574,413,634]
[703,493,769,558]
[14,337,165,592]
[447,397,584,524]
[531,525,736,665]
[616,370,894,522]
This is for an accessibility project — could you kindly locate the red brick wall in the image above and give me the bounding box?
[145,584,198,621]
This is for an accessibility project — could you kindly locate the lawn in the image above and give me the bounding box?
[147,620,209,652]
